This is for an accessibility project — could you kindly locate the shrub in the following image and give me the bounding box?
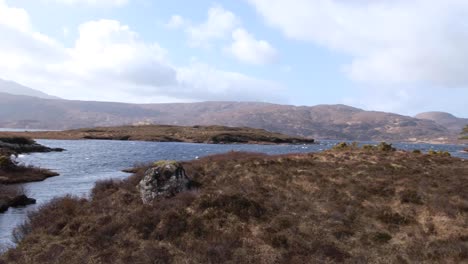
[332,142,359,151]
[373,232,392,243]
[377,142,395,152]
[400,190,423,204]
[377,208,413,225]
[0,156,16,170]
[428,150,451,157]
[362,144,376,151]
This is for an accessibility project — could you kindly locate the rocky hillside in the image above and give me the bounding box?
[0,93,455,142]
[415,112,468,133]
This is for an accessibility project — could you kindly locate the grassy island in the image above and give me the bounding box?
[0,125,315,144]
[2,144,467,263]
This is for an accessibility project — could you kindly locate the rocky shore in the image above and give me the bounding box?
[2,144,467,263]
[0,137,63,154]
[0,192,36,214]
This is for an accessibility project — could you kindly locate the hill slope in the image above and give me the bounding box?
[415,112,468,133]
[0,93,454,142]
[0,79,59,100]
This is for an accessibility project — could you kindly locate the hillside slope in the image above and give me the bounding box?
[415,112,468,133]
[0,93,453,142]
[0,79,59,100]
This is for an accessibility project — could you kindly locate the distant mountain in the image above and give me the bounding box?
[0,93,456,142]
[0,79,60,100]
[415,112,468,133]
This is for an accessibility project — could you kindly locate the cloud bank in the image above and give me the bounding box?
[168,6,278,65]
[248,0,468,87]
[0,1,284,103]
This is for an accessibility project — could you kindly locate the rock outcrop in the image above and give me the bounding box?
[0,194,36,213]
[137,160,190,204]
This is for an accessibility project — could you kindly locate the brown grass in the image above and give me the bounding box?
[0,125,315,144]
[1,147,467,263]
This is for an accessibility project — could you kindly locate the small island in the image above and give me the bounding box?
[0,137,61,213]
[2,143,467,263]
[0,125,315,144]
[0,137,61,185]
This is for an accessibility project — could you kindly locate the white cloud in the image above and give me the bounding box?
[226,28,277,65]
[0,1,66,70]
[186,6,240,47]
[248,0,468,87]
[0,0,30,32]
[47,0,128,7]
[57,19,175,87]
[0,1,284,103]
[166,15,185,29]
[176,62,283,101]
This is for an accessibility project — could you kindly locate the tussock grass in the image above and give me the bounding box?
[1,147,467,263]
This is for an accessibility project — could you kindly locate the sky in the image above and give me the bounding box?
[0,0,468,117]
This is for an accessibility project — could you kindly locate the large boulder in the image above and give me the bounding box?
[137,160,190,204]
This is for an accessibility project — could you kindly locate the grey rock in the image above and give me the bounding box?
[137,160,189,204]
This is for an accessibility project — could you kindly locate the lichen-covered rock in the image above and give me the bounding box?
[137,160,189,204]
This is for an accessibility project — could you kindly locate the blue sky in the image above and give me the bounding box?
[1,0,468,117]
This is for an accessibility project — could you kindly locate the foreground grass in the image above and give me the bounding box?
[1,147,467,263]
[0,125,315,144]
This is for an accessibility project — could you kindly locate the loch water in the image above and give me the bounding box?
[1,139,467,246]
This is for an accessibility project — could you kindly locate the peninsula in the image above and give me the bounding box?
[0,125,315,144]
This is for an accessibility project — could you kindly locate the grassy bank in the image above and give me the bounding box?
[0,155,59,184]
[0,125,315,144]
[1,145,467,263]
[0,137,60,184]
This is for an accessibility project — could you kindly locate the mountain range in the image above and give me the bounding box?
[0,79,466,143]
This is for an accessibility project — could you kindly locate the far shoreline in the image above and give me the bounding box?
[0,125,315,145]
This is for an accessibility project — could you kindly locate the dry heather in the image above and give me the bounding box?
[1,146,467,263]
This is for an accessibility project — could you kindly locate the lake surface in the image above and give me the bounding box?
[1,139,467,247]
